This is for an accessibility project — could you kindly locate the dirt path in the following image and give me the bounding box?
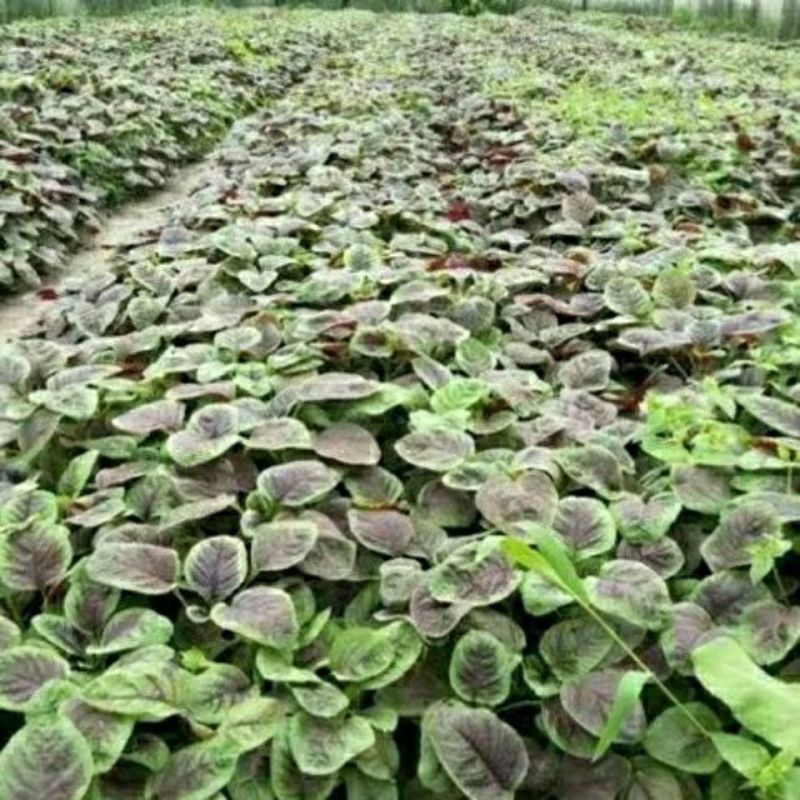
[0,160,209,342]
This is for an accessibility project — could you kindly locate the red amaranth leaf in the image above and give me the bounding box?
[446,199,472,222]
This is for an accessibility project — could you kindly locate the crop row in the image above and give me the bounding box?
[0,9,336,292]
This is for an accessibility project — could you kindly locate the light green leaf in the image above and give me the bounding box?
[643,703,722,774]
[693,637,800,752]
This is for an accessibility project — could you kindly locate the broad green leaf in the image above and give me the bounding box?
[604,276,652,316]
[553,496,616,559]
[692,637,800,752]
[557,445,622,498]
[330,626,395,682]
[540,616,614,682]
[58,450,99,499]
[217,697,285,752]
[182,664,254,724]
[738,600,800,665]
[348,509,414,556]
[738,393,800,438]
[82,661,182,720]
[427,539,518,607]
[395,429,475,472]
[475,471,558,530]
[166,404,239,468]
[271,726,337,800]
[290,681,349,718]
[112,400,185,436]
[711,733,770,779]
[30,386,98,420]
[700,502,783,573]
[313,422,381,465]
[643,703,722,774]
[146,739,238,800]
[289,712,376,776]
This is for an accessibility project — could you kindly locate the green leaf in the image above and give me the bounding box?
[58,450,99,500]
[182,664,253,724]
[146,739,238,800]
[290,681,349,718]
[289,713,376,776]
[643,703,722,774]
[692,637,800,752]
[271,726,337,800]
[395,429,475,472]
[61,698,134,774]
[711,733,770,779]
[217,697,285,752]
[738,393,800,438]
[604,276,652,316]
[430,378,489,414]
[82,661,182,720]
[210,587,299,649]
[330,626,395,682]
[594,672,648,759]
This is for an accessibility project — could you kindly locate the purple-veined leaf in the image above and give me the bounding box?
[395,429,475,472]
[85,542,179,595]
[87,608,173,655]
[166,404,240,468]
[0,521,72,592]
[211,586,299,649]
[584,560,671,630]
[257,460,341,507]
[476,471,558,530]
[313,422,381,465]
[560,669,647,744]
[252,520,318,572]
[112,400,185,436]
[348,509,414,556]
[289,712,376,776]
[184,535,247,603]
[0,717,93,800]
[0,645,70,711]
[426,702,528,800]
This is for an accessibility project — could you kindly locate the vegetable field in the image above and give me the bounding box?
[0,7,799,800]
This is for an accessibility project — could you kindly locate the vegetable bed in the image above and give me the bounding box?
[0,9,320,292]
[0,8,799,800]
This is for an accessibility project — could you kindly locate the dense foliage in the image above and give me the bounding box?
[0,9,313,291]
[0,7,800,800]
